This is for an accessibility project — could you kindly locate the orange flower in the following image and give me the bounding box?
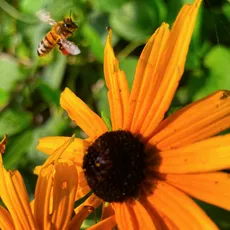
[0,136,89,230]
[38,0,230,229]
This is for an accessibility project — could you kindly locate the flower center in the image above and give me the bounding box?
[83,130,151,202]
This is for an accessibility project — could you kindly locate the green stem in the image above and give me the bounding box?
[117,40,145,58]
[0,0,36,24]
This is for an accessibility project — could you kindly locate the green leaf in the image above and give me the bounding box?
[0,55,22,91]
[0,89,10,109]
[27,112,69,162]
[3,130,33,170]
[193,46,230,100]
[223,3,230,21]
[82,23,105,62]
[101,111,112,131]
[38,83,60,107]
[119,57,138,89]
[0,109,32,136]
[93,80,110,117]
[196,200,230,230]
[90,0,126,13]
[42,54,67,89]
[110,1,159,41]
[20,0,45,14]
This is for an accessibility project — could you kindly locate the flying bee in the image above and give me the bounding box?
[36,10,80,56]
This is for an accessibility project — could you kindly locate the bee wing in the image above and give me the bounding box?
[60,39,81,55]
[36,9,56,25]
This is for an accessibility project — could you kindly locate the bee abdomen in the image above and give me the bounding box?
[37,31,59,56]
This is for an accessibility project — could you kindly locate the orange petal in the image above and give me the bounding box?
[148,181,218,230]
[75,194,102,212]
[68,205,94,230]
[125,23,170,133]
[141,0,202,138]
[70,194,102,229]
[0,206,15,230]
[34,164,54,229]
[101,203,114,220]
[124,23,169,131]
[60,88,108,138]
[87,215,116,230]
[104,29,130,130]
[0,155,37,230]
[51,162,78,229]
[38,135,75,171]
[157,211,179,230]
[138,196,173,230]
[75,170,90,200]
[166,172,230,211]
[37,136,88,168]
[111,202,136,230]
[149,90,230,150]
[112,200,157,230]
[158,134,230,173]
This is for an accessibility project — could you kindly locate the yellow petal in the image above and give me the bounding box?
[166,172,230,211]
[68,205,94,230]
[60,88,108,138]
[111,202,136,230]
[139,195,175,229]
[37,136,89,155]
[51,162,78,229]
[124,23,170,133]
[37,136,88,168]
[74,194,102,213]
[0,206,15,230]
[0,155,37,230]
[69,194,102,229]
[141,0,202,138]
[157,211,179,230]
[158,134,230,173]
[101,203,114,220]
[34,164,54,229]
[75,170,90,200]
[148,181,218,230]
[112,200,157,230]
[39,135,75,171]
[87,215,116,230]
[104,29,130,130]
[149,90,230,150]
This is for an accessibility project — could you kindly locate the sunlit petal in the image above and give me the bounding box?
[149,91,230,150]
[87,215,116,230]
[0,155,37,230]
[148,181,218,230]
[0,206,15,230]
[166,172,230,210]
[60,88,108,138]
[142,0,202,138]
[104,29,130,130]
[158,134,230,173]
[51,162,78,229]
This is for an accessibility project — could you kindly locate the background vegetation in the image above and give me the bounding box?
[0,0,230,228]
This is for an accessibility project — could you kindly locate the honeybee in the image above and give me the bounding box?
[36,10,80,56]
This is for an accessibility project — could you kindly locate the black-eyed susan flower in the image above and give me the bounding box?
[37,0,230,229]
[0,136,89,230]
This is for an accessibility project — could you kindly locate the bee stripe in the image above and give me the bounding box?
[41,40,51,49]
[43,36,53,47]
[37,47,46,56]
[50,31,59,42]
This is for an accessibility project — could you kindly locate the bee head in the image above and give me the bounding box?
[64,17,78,32]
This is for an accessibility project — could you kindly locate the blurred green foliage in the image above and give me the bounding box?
[0,0,230,228]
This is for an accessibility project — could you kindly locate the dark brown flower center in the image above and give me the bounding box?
[82,130,153,202]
